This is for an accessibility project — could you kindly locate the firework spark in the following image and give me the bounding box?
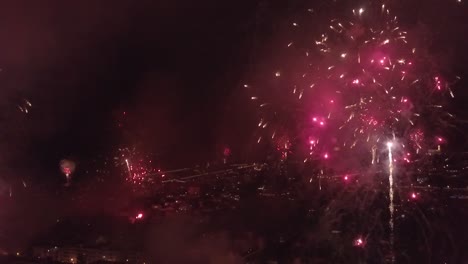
[387,141,395,262]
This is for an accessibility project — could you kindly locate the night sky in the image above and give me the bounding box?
[0,0,467,252]
[1,1,260,175]
[0,0,466,178]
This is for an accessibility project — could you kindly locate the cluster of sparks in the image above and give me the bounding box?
[17,99,32,114]
[247,2,461,259]
[250,2,457,165]
[116,147,161,189]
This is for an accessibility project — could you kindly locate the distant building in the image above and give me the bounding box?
[32,246,142,264]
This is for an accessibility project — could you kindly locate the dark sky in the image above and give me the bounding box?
[0,0,262,172]
[0,0,466,177]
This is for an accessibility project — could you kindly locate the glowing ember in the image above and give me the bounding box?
[354,237,365,247]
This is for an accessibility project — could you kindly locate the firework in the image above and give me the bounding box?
[60,159,76,186]
[387,141,395,262]
[17,98,32,114]
[250,2,455,166]
[116,147,159,191]
[136,212,144,219]
[353,237,365,247]
[248,2,458,261]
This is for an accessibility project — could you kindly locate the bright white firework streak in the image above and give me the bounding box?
[371,145,377,164]
[387,142,395,262]
[65,173,71,186]
[125,159,132,178]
